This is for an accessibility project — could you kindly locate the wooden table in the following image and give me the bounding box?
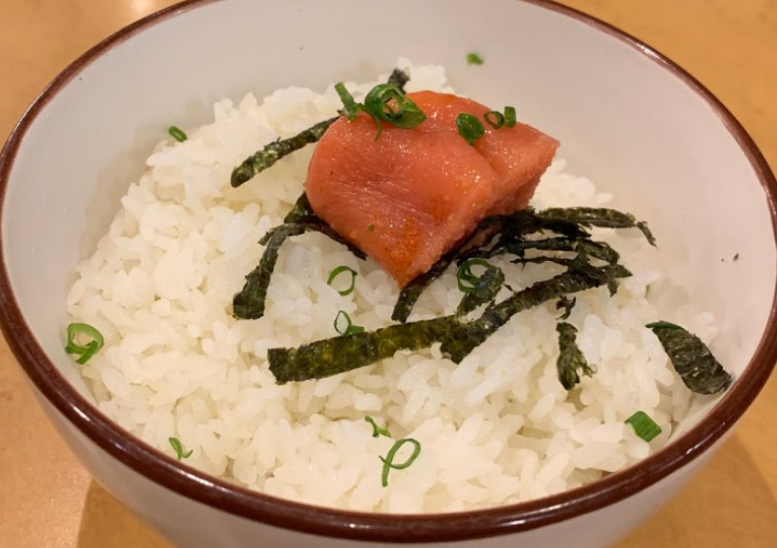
[1,1,775,546]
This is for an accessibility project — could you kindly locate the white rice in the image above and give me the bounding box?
[66,59,717,513]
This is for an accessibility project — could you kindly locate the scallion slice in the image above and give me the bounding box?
[168,437,193,460]
[455,113,485,146]
[456,258,492,292]
[65,322,105,365]
[625,411,662,442]
[466,52,484,65]
[483,111,505,129]
[504,106,517,128]
[334,310,365,335]
[365,416,391,438]
[327,265,358,296]
[380,438,421,487]
[168,126,187,142]
[335,82,360,120]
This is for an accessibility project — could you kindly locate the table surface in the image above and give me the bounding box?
[1,0,776,546]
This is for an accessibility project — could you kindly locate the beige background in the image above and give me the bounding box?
[1,0,776,546]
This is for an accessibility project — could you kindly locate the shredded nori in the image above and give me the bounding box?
[440,264,630,363]
[233,220,365,320]
[269,264,630,383]
[283,193,316,223]
[456,265,504,316]
[387,68,410,92]
[231,69,410,188]
[646,321,732,395]
[393,207,646,323]
[555,322,595,389]
[556,296,576,320]
[538,207,656,246]
[231,117,337,188]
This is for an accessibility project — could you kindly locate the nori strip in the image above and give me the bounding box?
[387,68,410,92]
[440,264,631,363]
[556,296,576,320]
[269,263,630,383]
[234,221,366,320]
[456,265,504,316]
[283,193,315,223]
[231,68,410,188]
[270,316,459,383]
[391,220,502,323]
[555,322,595,389]
[231,117,337,187]
[538,207,656,246]
[511,256,620,296]
[392,207,641,323]
[646,321,732,394]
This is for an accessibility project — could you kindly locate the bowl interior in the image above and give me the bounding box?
[2,0,775,501]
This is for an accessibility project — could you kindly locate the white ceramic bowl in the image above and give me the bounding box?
[1,1,776,547]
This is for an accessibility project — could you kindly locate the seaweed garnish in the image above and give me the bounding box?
[538,208,656,247]
[269,263,630,383]
[283,193,316,223]
[646,321,732,395]
[440,264,630,363]
[231,68,410,188]
[233,221,366,320]
[231,118,337,188]
[387,68,410,92]
[556,296,576,320]
[456,265,504,316]
[392,207,646,323]
[555,322,595,389]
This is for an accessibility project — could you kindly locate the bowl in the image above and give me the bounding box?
[1,0,776,547]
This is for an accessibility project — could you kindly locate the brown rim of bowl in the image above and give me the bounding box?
[1,0,776,543]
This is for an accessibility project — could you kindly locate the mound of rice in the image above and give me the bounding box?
[66,59,718,512]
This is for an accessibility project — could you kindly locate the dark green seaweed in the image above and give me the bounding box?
[391,219,502,323]
[646,321,732,395]
[556,322,595,389]
[440,264,630,363]
[270,316,459,383]
[387,68,410,92]
[538,207,656,246]
[269,263,630,383]
[392,206,645,323]
[283,193,315,223]
[234,221,366,320]
[231,117,337,188]
[556,296,576,320]
[231,69,410,188]
[456,265,504,316]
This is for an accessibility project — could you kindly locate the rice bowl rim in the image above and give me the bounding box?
[0,0,775,543]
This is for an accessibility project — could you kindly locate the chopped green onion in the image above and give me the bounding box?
[364,84,427,140]
[327,265,358,296]
[483,111,505,129]
[65,322,105,365]
[367,224,375,233]
[645,321,682,330]
[625,411,662,442]
[466,52,484,65]
[456,258,491,292]
[335,82,360,120]
[365,416,391,438]
[168,126,187,142]
[645,284,651,298]
[336,82,426,140]
[380,438,421,487]
[334,310,365,335]
[504,106,517,128]
[455,113,485,146]
[168,437,193,460]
